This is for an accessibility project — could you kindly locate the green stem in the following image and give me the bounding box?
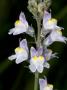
[34,16,41,90]
[37,18,41,48]
[34,71,39,90]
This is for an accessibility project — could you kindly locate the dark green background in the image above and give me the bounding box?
[0,0,67,90]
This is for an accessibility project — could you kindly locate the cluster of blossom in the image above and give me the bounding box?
[42,11,67,46]
[8,3,67,90]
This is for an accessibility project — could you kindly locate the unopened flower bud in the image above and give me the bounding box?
[44,0,51,9]
[28,0,38,16]
[38,2,46,16]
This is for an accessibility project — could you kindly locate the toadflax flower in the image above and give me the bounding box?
[44,29,67,46]
[29,47,50,73]
[8,12,34,36]
[39,78,53,90]
[43,10,63,31]
[8,39,28,64]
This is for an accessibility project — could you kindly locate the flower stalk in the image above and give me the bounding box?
[34,71,39,90]
[36,18,41,48]
[34,11,42,90]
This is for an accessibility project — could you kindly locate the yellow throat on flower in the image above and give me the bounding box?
[15,20,22,25]
[44,84,53,90]
[48,18,57,24]
[15,47,25,53]
[32,56,44,61]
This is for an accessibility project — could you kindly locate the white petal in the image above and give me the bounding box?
[8,28,15,35]
[37,59,45,66]
[29,64,36,72]
[55,26,64,30]
[13,27,27,35]
[44,62,50,68]
[15,51,28,64]
[8,55,16,61]
[16,55,27,64]
[37,65,43,73]
[56,36,66,43]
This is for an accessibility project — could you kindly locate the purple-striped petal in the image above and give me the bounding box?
[37,46,43,56]
[19,12,26,22]
[43,11,51,23]
[39,78,47,90]
[30,47,37,57]
[20,39,28,52]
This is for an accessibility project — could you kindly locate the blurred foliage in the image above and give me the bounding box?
[0,0,67,90]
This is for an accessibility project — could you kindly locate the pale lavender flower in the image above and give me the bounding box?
[43,11,63,31]
[29,47,50,73]
[39,78,53,90]
[44,30,67,46]
[8,12,34,36]
[43,11,57,30]
[8,39,28,64]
